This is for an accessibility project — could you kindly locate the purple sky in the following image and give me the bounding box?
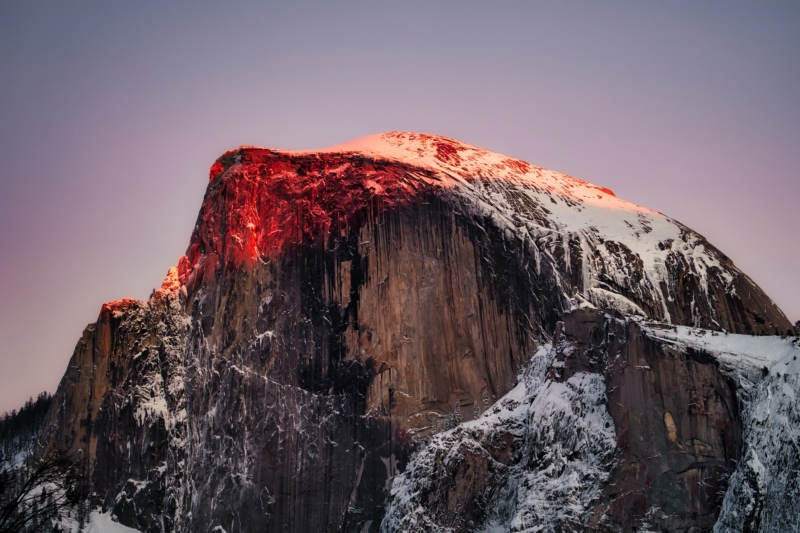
[1,1,798,414]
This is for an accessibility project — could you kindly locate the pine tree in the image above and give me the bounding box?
[0,393,53,464]
[76,499,88,531]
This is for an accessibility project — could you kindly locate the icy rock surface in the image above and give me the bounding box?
[715,362,800,532]
[54,509,145,533]
[640,325,800,531]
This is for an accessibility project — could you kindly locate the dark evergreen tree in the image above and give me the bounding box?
[0,393,52,464]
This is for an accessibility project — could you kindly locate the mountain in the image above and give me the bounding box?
[33,132,795,532]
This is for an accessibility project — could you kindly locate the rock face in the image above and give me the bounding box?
[36,132,793,532]
[38,290,187,533]
[714,343,800,532]
[383,309,743,531]
[558,310,742,530]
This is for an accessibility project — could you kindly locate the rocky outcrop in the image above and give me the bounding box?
[383,308,743,531]
[35,132,793,532]
[37,285,187,533]
[557,309,741,530]
[178,194,561,531]
[188,134,790,337]
[715,344,800,532]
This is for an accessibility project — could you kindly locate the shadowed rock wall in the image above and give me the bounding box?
[555,309,741,530]
[179,196,562,532]
[38,293,187,533]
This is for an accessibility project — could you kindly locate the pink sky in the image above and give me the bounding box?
[1,1,798,413]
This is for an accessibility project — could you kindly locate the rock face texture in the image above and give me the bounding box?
[38,289,187,533]
[35,132,795,532]
[714,341,800,532]
[558,310,742,530]
[383,309,745,531]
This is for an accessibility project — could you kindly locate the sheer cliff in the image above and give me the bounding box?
[35,132,793,532]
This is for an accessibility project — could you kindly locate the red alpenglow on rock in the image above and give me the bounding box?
[187,144,438,270]
[182,131,624,273]
[176,131,786,334]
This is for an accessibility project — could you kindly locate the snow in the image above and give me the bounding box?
[5,448,30,470]
[714,341,800,531]
[382,345,617,532]
[49,132,790,530]
[642,322,800,393]
[642,323,799,371]
[56,510,143,533]
[133,395,170,429]
[383,316,800,531]
[83,511,143,533]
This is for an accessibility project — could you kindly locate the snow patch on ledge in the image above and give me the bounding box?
[56,509,143,532]
[642,322,800,390]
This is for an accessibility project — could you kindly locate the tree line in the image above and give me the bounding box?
[0,393,52,465]
[1,393,90,532]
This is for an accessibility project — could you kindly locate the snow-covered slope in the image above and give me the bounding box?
[643,323,800,396]
[382,346,617,532]
[54,510,144,533]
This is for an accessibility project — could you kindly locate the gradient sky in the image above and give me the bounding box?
[1,1,798,414]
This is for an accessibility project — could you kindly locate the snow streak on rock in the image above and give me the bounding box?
[715,364,800,532]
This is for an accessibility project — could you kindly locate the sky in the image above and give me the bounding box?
[0,1,798,414]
